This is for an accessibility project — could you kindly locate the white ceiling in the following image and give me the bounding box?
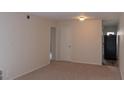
[30,12,121,26]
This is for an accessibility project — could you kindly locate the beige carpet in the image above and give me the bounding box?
[16,61,121,80]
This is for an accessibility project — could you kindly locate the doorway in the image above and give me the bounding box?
[50,27,56,62]
[102,22,119,66]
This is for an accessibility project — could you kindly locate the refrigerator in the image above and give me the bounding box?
[104,35,117,60]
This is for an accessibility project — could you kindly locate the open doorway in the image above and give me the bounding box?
[50,27,56,62]
[102,21,119,66]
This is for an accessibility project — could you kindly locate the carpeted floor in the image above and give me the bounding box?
[16,61,121,80]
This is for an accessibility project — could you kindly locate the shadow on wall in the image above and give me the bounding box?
[0,70,2,80]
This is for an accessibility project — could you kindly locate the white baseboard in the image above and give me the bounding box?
[12,62,50,80]
[55,59,101,65]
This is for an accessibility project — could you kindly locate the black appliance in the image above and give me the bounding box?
[104,35,117,60]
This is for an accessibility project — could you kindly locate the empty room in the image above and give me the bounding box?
[1,12,124,80]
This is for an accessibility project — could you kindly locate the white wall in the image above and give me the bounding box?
[56,20,102,65]
[118,13,124,79]
[0,13,55,79]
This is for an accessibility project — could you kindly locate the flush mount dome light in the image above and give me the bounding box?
[78,16,88,21]
[73,16,88,21]
[79,17,85,21]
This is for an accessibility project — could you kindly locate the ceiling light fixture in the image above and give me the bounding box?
[78,16,88,21]
[74,16,88,21]
[79,17,85,21]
